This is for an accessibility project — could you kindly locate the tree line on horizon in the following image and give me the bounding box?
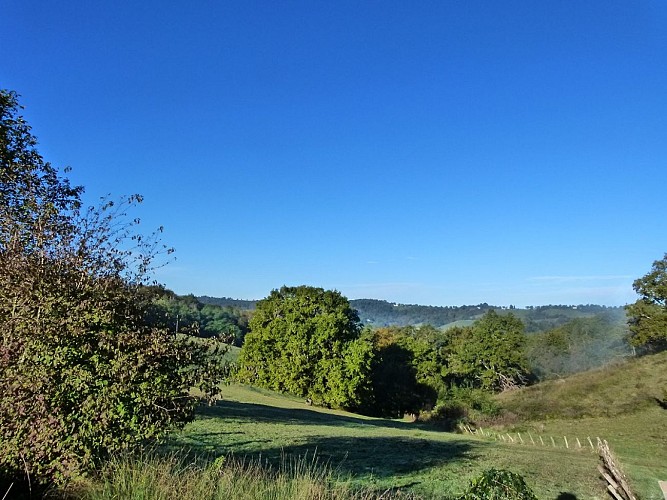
[197,294,625,331]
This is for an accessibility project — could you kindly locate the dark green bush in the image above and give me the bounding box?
[424,387,500,429]
[460,468,538,500]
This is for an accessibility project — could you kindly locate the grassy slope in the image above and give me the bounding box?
[495,350,667,499]
[172,385,606,499]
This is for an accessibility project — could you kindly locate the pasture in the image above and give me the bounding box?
[169,384,606,499]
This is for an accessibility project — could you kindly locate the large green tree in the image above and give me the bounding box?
[0,90,228,487]
[235,285,374,409]
[625,253,667,351]
[448,311,530,391]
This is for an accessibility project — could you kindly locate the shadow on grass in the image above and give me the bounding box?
[176,432,480,483]
[199,399,431,431]
[248,435,479,479]
[168,399,486,492]
[180,405,482,478]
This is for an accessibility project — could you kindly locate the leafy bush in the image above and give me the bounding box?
[460,468,538,500]
[424,387,499,429]
[0,90,228,488]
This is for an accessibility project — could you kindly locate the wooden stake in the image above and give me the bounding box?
[528,432,535,445]
[564,436,569,449]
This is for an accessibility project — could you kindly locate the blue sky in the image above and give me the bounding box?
[2,1,666,306]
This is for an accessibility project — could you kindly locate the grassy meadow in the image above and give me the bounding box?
[162,385,602,499]
[65,350,666,500]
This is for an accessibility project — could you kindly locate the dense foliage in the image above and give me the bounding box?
[0,90,228,487]
[625,253,667,352]
[235,286,374,409]
[367,326,440,417]
[359,312,530,419]
[447,311,530,391]
[459,468,538,500]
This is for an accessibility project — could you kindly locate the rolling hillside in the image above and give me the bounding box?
[493,350,667,499]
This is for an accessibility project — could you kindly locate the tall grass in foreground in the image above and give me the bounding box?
[65,452,415,500]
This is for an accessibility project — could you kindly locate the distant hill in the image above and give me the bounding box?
[350,299,624,332]
[197,296,257,310]
[197,295,624,333]
[350,299,496,327]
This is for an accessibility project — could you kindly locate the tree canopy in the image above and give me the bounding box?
[0,90,228,487]
[447,311,530,391]
[626,253,667,351]
[235,285,374,409]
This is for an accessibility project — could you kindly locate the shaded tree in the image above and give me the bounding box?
[367,327,437,417]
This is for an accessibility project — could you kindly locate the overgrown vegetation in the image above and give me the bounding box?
[459,468,538,500]
[0,90,228,490]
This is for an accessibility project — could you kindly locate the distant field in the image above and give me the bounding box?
[440,319,475,330]
[171,384,608,499]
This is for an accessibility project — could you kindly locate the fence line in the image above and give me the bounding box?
[458,424,598,452]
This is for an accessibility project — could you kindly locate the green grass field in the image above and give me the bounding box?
[161,350,667,499]
[69,351,665,499]
[168,384,608,499]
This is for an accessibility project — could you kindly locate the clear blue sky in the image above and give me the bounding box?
[3,1,666,306]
